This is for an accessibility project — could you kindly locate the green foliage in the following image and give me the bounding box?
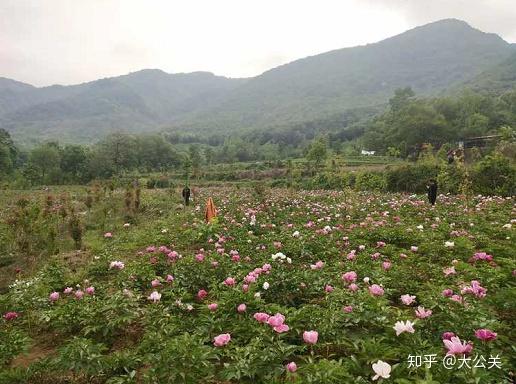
[354,171,387,191]
[386,164,439,193]
[472,153,516,196]
[143,333,216,383]
[0,327,30,366]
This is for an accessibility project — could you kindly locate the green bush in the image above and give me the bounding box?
[354,171,386,191]
[385,164,439,193]
[472,153,516,196]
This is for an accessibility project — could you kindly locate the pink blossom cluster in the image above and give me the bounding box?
[253,312,289,333]
[461,280,487,298]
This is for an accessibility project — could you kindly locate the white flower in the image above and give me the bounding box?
[272,252,286,261]
[393,320,415,336]
[286,257,292,264]
[363,277,370,284]
[502,223,512,229]
[372,360,391,380]
[444,241,455,248]
[109,261,125,270]
[263,282,270,290]
[161,229,168,233]
[416,225,423,230]
[292,231,300,238]
[123,223,130,227]
[148,291,161,302]
[254,292,261,299]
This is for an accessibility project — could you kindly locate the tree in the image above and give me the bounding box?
[0,129,17,179]
[61,145,89,182]
[204,147,214,165]
[306,137,328,167]
[389,87,415,114]
[28,143,61,184]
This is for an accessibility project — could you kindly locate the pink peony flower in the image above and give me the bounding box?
[442,289,453,297]
[151,279,161,287]
[450,294,463,303]
[342,305,353,313]
[382,261,392,270]
[474,329,497,341]
[369,284,384,296]
[254,312,270,323]
[415,306,432,319]
[104,232,113,238]
[470,252,493,263]
[461,280,487,298]
[443,336,473,355]
[303,330,318,344]
[342,271,357,283]
[49,292,60,302]
[410,246,418,252]
[324,285,334,293]
[109,261,125,270]
[75,290,84,299]
[197,289,208,300]
[207,303,218,311]
[310,260,324,270]
[3,311,19,321]
[442,332,455,340]
[213,333,231,347]
[286,362,297,372]
[223,277,236,286]
[166,274,174,283]
[85,286,95,295]
[400,294,416,305]
[348,283,359,292]
[274,324,290,333]
[237,304,246,313]
[267,313,285,327]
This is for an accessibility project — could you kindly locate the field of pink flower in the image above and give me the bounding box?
[1,187,515,383]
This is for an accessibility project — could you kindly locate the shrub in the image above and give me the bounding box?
[354,171,386,191]
[385,164,439,193]
[471,153,516,196]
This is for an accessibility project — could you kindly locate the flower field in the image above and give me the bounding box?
[1,187,515,383]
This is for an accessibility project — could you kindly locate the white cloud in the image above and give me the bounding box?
[0,0,513,86]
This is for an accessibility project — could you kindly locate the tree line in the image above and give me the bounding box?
[1,88,514,186]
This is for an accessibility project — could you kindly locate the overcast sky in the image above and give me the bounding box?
[1,0,515,87]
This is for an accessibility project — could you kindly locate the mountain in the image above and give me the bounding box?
[0,71,245,144]
[460,50,516,93]
[1,19,514,144]
[181,19,514,133]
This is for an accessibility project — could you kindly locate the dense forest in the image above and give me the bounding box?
[1,87,514,187]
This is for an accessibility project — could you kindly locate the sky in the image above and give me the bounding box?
[1,0,515,87]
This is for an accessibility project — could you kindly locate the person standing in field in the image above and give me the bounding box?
[427,179,438,206]
[182,185,191,206]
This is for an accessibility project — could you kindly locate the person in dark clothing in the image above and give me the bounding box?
[182,185,191,206]
[427,179,437,206]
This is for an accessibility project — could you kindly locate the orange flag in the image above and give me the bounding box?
[205,197,217,223]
